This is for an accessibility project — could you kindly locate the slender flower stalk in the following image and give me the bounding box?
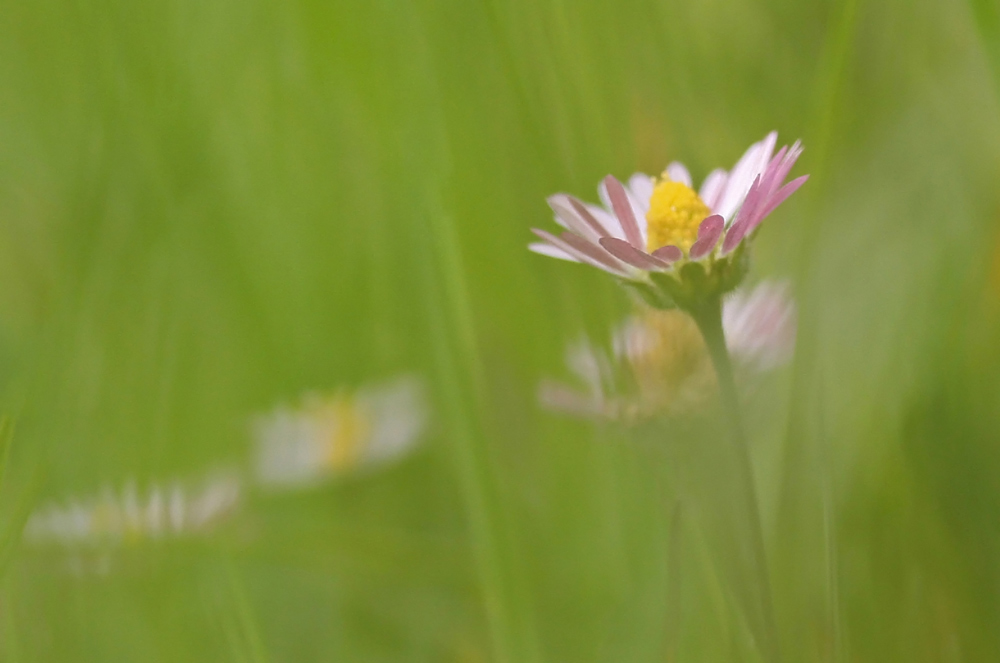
[690,296,780,663]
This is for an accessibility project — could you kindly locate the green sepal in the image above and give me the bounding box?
[641,245,751,313]
[620,279,676,310]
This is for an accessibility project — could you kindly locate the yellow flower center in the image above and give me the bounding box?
[315,395,371,472]
[645,178,712,253]
[626,310,716,415]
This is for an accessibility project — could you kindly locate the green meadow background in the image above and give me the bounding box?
[0,0,999,660]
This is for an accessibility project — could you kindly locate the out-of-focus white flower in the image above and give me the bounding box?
[252,375,428,489]
[722,281,796,370]
[539,281,795,422]
[24,470,241,548]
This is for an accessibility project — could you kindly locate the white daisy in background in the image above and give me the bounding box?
[252,375,428,490]
[539,281,795,422]
[24,469,242,548]
[529,132,807,309]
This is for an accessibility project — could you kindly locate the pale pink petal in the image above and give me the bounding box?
[552,194,615,240]
[584,203,625,240]
[602,175,644,248]
[699,169,729,211]
[769,141,804,196]
[532,229,627,275]
[651,245,683,263]
[754,175,809,225]
[548,194,602,241]
[723,281,796,369]
[599,237,668,271]
[601,176,648,242]
[757,145,788,200]
[721,175,763,254]
[716,132,777,223]
[665,162,692,188]
[735,174,766,229]
[689,214,725,260]
[529,242,577,262]
[559,231,629,272]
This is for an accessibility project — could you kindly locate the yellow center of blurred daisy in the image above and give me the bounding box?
[320,396,370,472]
[645,179,711,253]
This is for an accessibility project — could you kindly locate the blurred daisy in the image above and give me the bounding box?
[529,133,807,309]
[539,281,795,421]
[252,375,428,489]
[24,470,241,547]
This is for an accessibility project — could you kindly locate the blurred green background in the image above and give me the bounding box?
[0,0,999,660]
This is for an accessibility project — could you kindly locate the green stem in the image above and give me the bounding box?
[691,297,780,663]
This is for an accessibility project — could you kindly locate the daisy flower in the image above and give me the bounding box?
[539,281,795,422]
[252,375,428,490]
[24,470,242,548]
[529,132,807,310]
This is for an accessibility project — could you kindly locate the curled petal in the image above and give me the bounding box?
[599,237,669,271]
[602,175,644,249]
[689,214,725,260]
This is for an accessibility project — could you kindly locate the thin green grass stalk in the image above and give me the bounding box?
[776,1,861,656]
[966,0,1000,96]
[782,0,862,453]
[816,374,843,663]
[0,424,38,585]
[664,502,683,663]
[222,557,270,663]
[691,296,780,663]
[3,577,21,663]
[417,196,542,663]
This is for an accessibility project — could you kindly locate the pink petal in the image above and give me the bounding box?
[651,245,683,263]
[553,194,610,239]
[689,214,725,260]
[715,132,777,222]
[548,195,600,240]
[602,175,644,249]
[720,225,745,255]
[721,176,761,255]
[724,175,763,252]
[599,236,668,271]
[758,142,802,205]
[757,145,788,200]
[754,175,809,225]
[559,231,628,271]
[771,142,804,193]
[532,229,627,275]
